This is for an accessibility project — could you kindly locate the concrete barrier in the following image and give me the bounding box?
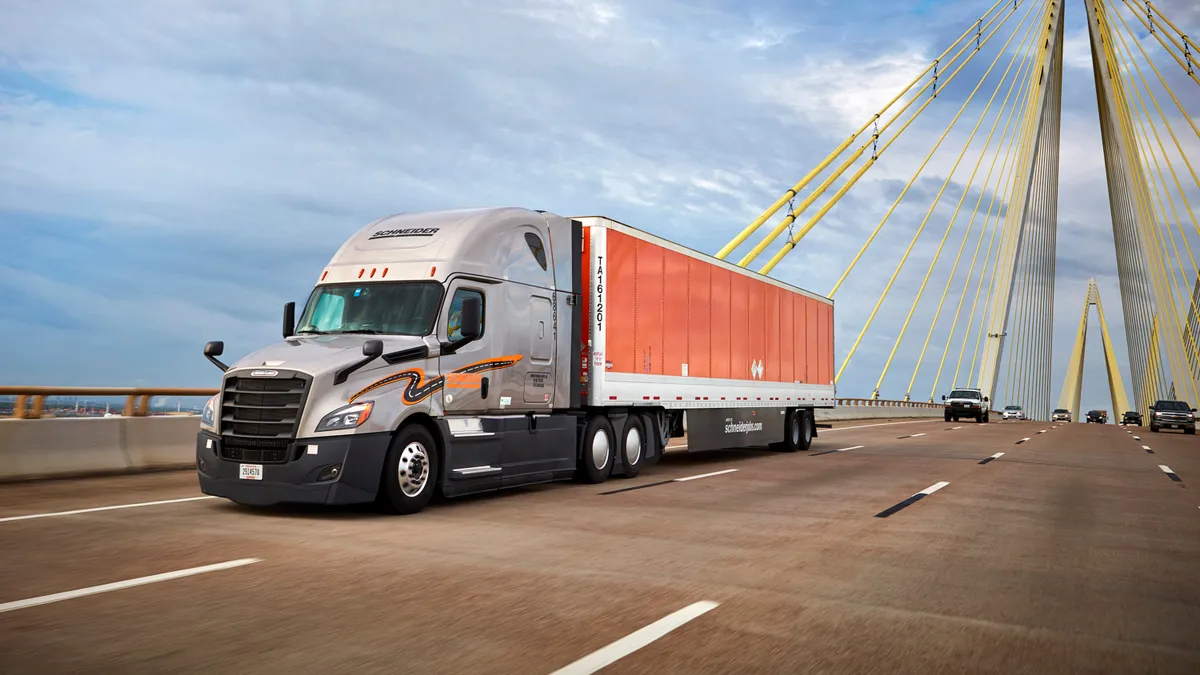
[0,416,198,481]
[1,405,951,481]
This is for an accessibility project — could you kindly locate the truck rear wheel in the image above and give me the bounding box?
[619,415,646,478]
[577,414,615,484]
[378,424,439,515]
[778,409,811,452]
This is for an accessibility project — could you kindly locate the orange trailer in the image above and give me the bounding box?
[575,216,835,452]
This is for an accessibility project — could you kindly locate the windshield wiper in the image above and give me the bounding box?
[295,329,328,335]
[337,329,382,335]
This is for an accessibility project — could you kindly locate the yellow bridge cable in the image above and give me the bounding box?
[1119,0,1200,87]
[783,1,1042,285]
[745,1,1035,274]
[713,0,1012,260]
[831,0,1045,384]
[1144,0,1200,71]
[932,99,1028,398]
[872,22,1041,398]
[968,65,1047,387]
[906,54,1036,399]
[1101,0,1200,406]
[1107,2,1200,225]
[1107,0,1200,396]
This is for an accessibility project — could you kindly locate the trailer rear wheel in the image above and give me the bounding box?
[778,409,811,452]
[577,414,615,484]
[619,415,646,478]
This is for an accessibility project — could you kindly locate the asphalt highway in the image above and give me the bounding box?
[1,418,1198,674]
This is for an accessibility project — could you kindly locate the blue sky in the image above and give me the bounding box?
[2,0,1199,417]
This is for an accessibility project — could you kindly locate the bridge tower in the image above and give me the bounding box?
[1056,278,1130,420]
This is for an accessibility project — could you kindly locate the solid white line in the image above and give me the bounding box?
[674,469,738,482]
[1143,445,1152,451]
[835,445,864,452]
[0,558,261,614]
[824,419,939,432]
[918,481,950,496]
[549,601,720,675]
[0,496,218,524]
[1159,465,1175,474]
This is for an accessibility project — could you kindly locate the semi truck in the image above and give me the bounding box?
[196,207,836,514]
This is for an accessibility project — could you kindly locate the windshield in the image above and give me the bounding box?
[949,390,979,398]
[1054,409,1067,413]
[1154,400,1191,411]
[296,282,443,336]
[1005,405,1020,410]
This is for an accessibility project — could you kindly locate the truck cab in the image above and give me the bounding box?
[942,388,989,423]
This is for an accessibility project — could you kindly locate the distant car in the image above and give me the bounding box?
[1148,400,1196,434]
[1121,410,1142,426]
[1002,405,1026,420]
[1052,408,1071,422]
[942,388,990,423]
[1086,409,1108,424]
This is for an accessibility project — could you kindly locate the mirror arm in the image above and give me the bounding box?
[206,354,229,372]
[334,353,380,386]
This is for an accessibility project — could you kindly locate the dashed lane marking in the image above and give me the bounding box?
[548,601,720,675]
[897,432,927,439]
[1143,445,1155,454]
[1159,465,1183,484]
[810,445,864,457]
[0,558,262,614]
[874,481,949,518]
[600,469,738,495]
[978,452,1005,465]
[0,496,218,524]
[1015,437,1031,445]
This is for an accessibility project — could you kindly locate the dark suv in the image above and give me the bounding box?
[1086,410,1107,424]
[1148,400,1196,434]
[1122,410,1142,426]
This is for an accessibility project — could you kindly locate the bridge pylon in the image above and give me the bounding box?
[1056,278,1130,421]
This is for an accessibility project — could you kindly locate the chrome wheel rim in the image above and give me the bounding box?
[625,426,642,465]
[397,441,430,498]
[591,430,610,469]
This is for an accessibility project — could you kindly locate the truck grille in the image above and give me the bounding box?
[220,374,309,441]
[219,436,291,464]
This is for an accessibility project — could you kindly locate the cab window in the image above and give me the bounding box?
[447,288,485,341]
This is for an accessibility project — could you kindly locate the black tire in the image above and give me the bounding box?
[1151,425,1159,433]
[577,414,615,484]
[618,415,647,478]
[1187,427,1196,435]
[944,412,951,422]
[378,424,439,515]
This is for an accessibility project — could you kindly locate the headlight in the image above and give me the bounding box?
[200,395,218,429]
[317,402,374,432]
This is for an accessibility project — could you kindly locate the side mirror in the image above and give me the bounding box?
[984,396,990,403]
[459,296,482,341]
[363,339,384,358]
[204,341,229,372]
[283,302,296,339]
[1192,408,1197,413]
[941,395,946,401]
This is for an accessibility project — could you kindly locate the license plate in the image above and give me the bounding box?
[239,464,263,480]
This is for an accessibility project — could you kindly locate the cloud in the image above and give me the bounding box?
[1,0,1197,421]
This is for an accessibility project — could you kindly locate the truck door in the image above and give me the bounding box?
[524,294,555,405]
[438,279,508,479]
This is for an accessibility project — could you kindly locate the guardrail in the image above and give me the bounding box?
[835,398,942,409]
[0,386,218,419]
[0,388,943,419]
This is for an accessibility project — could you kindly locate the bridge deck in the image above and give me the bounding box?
[1,419,1198,674]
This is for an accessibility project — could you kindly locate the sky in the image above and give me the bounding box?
[2,0,1199,419]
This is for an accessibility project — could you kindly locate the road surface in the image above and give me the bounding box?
[1,418,1198,674]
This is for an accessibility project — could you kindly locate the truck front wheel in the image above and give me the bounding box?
[378,424,439,515]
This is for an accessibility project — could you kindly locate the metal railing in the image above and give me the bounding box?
[835,397,942,409]
[0,387,945,420]
[0,386,218,419]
